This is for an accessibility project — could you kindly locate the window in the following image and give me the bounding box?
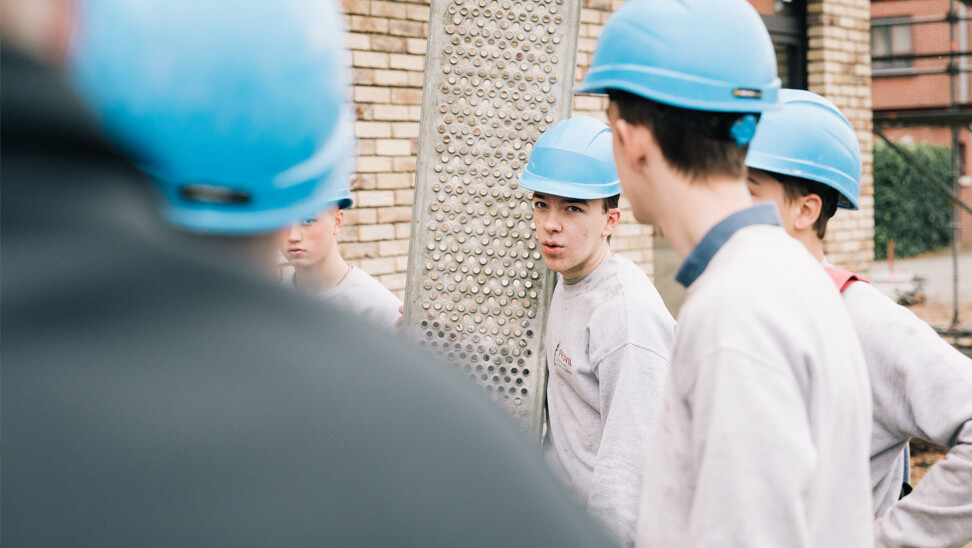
[872,21,913,71]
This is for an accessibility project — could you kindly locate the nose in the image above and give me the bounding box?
[286,224,302,242]
[542,209,561,234]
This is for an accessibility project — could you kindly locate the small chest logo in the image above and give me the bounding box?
[553,343,573,372]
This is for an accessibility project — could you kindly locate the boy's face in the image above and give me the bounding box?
[531,192,618,279]
[746,168,798,237]
[278,205,342,268]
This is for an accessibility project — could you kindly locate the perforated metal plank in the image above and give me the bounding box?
[404,0,582,440]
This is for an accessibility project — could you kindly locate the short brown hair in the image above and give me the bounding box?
[775,173,840,239]
[602,193,620,213]
[608,89,753,182]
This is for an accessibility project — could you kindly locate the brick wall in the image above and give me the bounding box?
[808,0,875,273]
[338,0,875,294]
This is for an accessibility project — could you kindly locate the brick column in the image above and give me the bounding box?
[807,0,875,273]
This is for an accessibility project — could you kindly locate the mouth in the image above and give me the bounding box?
[287,248,305,255]
[541,241,563,255]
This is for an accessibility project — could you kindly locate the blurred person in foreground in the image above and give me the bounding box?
[278,185,402,330]
[1,0,613,545]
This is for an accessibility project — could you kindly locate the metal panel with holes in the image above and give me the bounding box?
[404,0,581,440]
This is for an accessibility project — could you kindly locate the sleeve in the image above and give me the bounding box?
[685,348,816,548]
[868,312,972,548]
[587,343,669,547]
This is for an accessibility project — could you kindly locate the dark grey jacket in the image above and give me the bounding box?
[1,49,610,547]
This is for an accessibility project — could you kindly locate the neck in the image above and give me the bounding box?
[800,232,825,262]
[654,174,754,260]
[563,243,612,283]
[293,246,349,294]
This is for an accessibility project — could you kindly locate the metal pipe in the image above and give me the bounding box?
[951,0,962,327]
[872,50,972,62]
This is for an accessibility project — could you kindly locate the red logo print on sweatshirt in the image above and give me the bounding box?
[553,343,573,373]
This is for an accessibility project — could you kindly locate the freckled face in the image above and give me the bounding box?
[532,192,610,279]
[278,206,341,268]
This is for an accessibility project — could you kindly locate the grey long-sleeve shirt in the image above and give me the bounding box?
[543,254,675,545]
[841,281,972,547]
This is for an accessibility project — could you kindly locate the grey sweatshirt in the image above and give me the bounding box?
[543,254,675,546]
[840,280,972,547]
[637,225,873,547]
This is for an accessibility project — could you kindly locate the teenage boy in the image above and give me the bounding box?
[279,186,402,329]
[745,88,972,548]
[576,1,874,546]
[519,116,676,545]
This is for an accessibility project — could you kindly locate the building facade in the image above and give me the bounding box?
[871,0,972,245]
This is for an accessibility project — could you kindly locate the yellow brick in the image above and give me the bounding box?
[371,1,406,19]
[356,121,392,138]
[352,51,389,69]
[357,190,396,207]
[377,205,413,222]
[374,69,410,86]
[349,16,388,34]
[394,189,414,205]
[376,173,413,189]
[376,139,412,156]
[358,224,396,242]
[389,53,425,72]
[353,86,390,103]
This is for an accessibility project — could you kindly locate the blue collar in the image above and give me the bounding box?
[675,202,781,287]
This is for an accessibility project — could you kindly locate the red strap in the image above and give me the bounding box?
[824,266,869,293]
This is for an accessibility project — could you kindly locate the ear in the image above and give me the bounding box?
[601,206,622,238]
[793,194,822,233]
[613,118,657,177]
[333,210,344,235]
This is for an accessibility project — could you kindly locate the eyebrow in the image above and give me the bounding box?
[532,193,588,205]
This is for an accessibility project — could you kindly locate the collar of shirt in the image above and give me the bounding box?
[675,202,781,288]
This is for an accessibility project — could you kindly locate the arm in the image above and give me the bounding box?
[870,321,972,547]
[686,348,816,548]
[588,343,668,546]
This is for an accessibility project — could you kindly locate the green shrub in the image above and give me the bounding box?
[873,141,954,260]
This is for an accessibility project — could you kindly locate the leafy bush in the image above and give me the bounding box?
[873,141,954,260]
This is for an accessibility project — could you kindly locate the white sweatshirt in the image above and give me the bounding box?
[840,279,972,547]
[637,207,873,548]
[290,266,402,329]
[543,254,675,546]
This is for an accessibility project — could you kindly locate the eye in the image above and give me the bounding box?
[567,205,583,213]
[533,201,548,210]
[302,218,317,226]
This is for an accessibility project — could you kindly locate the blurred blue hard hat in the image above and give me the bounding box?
[575,0,781,115]
[68,0,354,234]
[518,117,620,200]
[746,89,862,210]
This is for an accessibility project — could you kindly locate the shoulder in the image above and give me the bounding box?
[588,256,676,354]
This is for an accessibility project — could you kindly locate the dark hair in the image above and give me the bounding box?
[775,173,840,239]
[602,194,620,242]
[607,89,753,182]
[602,193,620,213]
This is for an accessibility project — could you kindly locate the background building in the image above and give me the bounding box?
[871,0,972,245]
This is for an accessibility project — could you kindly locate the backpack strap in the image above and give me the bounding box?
[824,266,869,293]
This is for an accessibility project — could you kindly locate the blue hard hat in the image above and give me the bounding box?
[575,0,781,114]
[327,184,354,211]
[518,117,620,200]
[746,89,862,210]
[68,0,354,234]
